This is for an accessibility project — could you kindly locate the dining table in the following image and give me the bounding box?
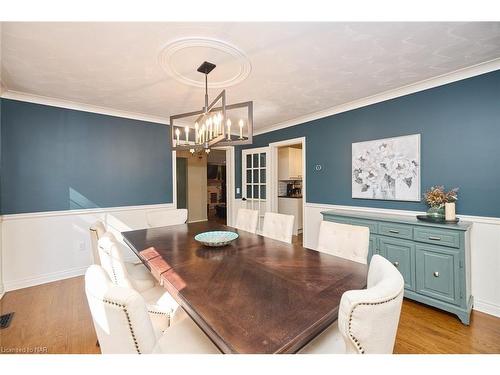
[122,221,368,354]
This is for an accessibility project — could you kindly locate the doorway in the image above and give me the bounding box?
[175,148,234,225]
[207,149,227,225]
[176,150,208,223]
[269,137,306,245]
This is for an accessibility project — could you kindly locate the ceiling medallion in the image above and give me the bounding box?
[170,61,253,154]
[159,37,252,89]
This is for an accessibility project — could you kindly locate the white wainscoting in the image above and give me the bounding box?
[2,200,499,319]
[0,216,4,299]
[304,202,500,318]
[0,203,175,292]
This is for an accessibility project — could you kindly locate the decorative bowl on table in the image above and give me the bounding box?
[194,231,239,247]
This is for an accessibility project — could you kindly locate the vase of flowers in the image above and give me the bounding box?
[424,186,459,220]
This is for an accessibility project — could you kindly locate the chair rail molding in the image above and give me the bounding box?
[303,202,500,318]
[0,203,177,292]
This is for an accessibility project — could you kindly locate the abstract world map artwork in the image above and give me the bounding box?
[352,134,421,201]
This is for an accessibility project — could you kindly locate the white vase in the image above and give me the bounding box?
[445,202,456,221]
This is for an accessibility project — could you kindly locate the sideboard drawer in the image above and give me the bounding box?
[416,244,460,305]
[350,218,378,234]
[414,227,460,248]
[379,238,415,291]
[379,222,413,240]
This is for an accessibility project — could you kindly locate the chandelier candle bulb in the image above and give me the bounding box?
[239,119,244,139]
[175,128,180,146]
[185,126,189,143]
[195,122,199,144]
[227,119,232,140]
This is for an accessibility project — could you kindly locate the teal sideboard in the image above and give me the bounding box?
[321,209,473,324]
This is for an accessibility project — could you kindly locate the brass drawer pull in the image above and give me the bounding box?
[393,261,399,267]
[428,236,441,241]
[389,229,400,234]
[433,271,439,277]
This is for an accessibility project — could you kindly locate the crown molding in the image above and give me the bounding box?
[0,89,169,125]
[254,57,500,136]
[2,57,500,134]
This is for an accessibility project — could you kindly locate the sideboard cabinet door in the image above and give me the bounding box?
[379,237,416,291]
[415,244,460,305]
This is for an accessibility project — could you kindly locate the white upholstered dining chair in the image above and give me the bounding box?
[146,208,188,228]
[262,212,295,244]
[234,208,259,233]
[97,232,186,332]
[85,265,220,354]
[317,220,370,264]
[299,255,404,354]
[90,221,153,283]
[89,221,106,265]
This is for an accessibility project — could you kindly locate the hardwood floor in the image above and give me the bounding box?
[395,298,500,354]
[1,276,499,354]
[0,277,99,354]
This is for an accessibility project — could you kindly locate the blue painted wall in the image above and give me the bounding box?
[1,99,172,214]
[236,69,500,218]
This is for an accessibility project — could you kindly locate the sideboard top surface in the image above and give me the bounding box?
[321,209,472,231]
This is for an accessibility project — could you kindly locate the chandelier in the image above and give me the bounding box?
[170,61,253,154]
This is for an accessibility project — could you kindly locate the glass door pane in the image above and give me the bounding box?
[242,147,270,232]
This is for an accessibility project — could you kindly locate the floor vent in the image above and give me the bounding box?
[0,312,15,329]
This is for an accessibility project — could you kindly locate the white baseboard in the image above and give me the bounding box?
[474,299,500,318]
[3,266,88,292]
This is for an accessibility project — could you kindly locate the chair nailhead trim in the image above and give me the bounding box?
[147,310,171,316]
[102,298,142,354]
[346,288,404,354]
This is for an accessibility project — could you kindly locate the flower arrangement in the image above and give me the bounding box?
[424,186,459,208]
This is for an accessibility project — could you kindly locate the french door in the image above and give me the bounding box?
[242,147,270,232]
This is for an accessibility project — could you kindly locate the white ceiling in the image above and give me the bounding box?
[2,22,500,130]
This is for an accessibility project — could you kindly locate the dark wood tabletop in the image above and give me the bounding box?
[122,221,368,354]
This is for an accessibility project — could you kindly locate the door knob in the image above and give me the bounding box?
[393,261,399,267]
[433,271,440,277]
